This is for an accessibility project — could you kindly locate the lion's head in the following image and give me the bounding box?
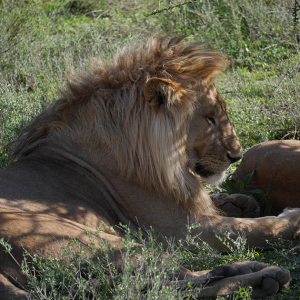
[12,36,242,214]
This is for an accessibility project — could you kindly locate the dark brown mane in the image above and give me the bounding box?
[12,36,228,159]
[10,36,228,214]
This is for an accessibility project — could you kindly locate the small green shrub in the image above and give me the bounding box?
[217,286,253,300]
[219,170,262,195]
[0,224,262,299]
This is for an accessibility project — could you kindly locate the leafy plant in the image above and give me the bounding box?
[216,231,257,262]
[217,286,253,300]
[0,223,263,299]
[220,170,263,195]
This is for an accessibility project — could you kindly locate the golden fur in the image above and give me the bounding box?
[1,36,300,299]
[12,36,228,214]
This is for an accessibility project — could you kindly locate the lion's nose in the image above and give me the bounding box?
[227,153,242,164]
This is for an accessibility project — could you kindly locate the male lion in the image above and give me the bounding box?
[0,36,300,299]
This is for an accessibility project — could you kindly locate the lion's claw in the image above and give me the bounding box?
[210,193,260,218]
[262,277,279,296]
[235,195,248,206]
[221,202,242,217]
[276,270,291,286]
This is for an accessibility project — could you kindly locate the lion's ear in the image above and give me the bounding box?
[143,77,182,111]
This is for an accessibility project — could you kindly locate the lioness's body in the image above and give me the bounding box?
[1,36,300,299]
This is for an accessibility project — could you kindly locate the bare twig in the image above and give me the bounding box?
[144,0,196,17]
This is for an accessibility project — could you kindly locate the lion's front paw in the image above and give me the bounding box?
[210,193,260,218]
[199,261,290,299]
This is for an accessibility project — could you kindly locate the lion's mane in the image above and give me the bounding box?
[12,36,228,214]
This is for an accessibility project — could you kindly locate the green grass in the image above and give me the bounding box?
[0,225,266,299]
[1,0,300,299]
[2,225,299,299]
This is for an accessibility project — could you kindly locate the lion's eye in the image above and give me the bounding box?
[207,117,216,125]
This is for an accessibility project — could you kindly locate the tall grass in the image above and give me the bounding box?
[1,225,258,300]
[1,0,299,167]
